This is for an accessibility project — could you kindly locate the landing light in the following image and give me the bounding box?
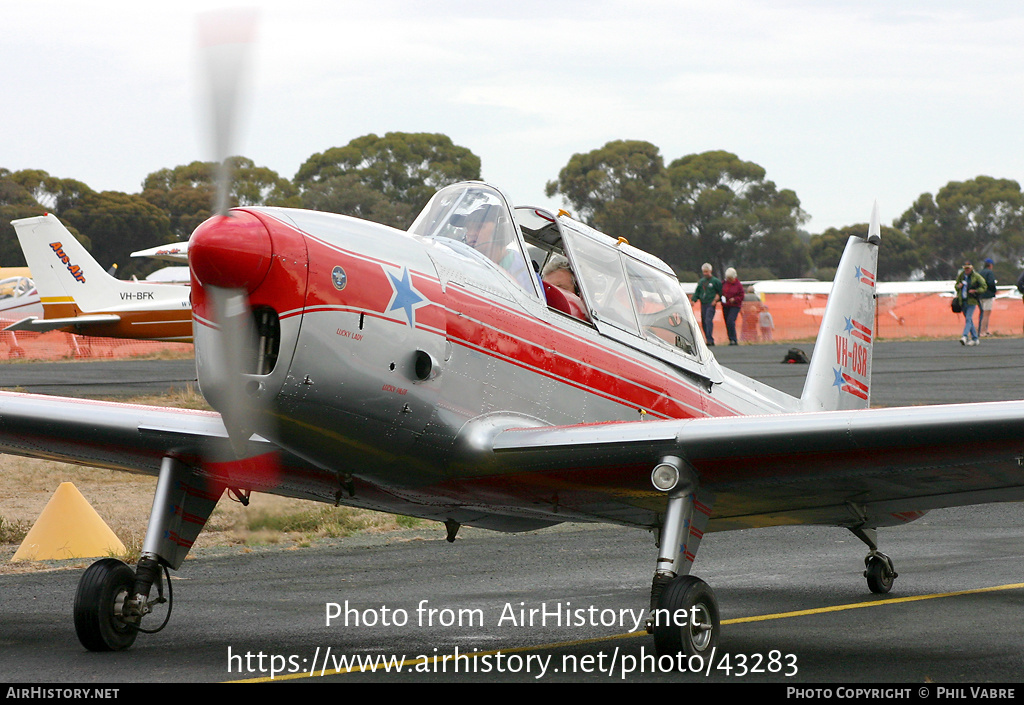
[651,462,680,492]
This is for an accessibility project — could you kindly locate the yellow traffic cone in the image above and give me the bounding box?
[11,482,126,561]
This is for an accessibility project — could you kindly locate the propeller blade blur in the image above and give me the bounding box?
[201,284,261,456]
[197,8,258,216]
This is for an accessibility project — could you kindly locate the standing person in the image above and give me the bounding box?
[740,286,760,343]
[691,263,722,346]
[954,261,987,346]
[721,268,745,345]
[759,306,774,341]
[977,258,997,336]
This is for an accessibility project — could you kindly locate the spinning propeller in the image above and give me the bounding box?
[189,9,271,457]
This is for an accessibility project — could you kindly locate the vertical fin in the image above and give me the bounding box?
[11,214,180,315]
[801,203,880,411]
[13,215,93,308]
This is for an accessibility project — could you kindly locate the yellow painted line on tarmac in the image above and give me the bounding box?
[226,581,1024,682]
[724,581,1024,624]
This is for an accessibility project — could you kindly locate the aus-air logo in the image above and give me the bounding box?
[385,266,427,326]
[49,242,86,283]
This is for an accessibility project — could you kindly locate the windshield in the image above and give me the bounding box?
[562,229,640,334]
[410,184,539,297]
[561,224,700,358]
[622,257,699,355]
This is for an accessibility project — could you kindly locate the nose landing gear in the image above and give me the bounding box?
[73,558,138,652]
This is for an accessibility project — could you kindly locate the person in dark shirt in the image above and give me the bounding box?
[691,263,722,346]
[954,261,987,346]
[721,268,745,345]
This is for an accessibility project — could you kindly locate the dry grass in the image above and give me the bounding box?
[0,515,30,543]
[122,347,196,361]
[94,382,212,410]
[0,345,195,365]
[0,388,429,573]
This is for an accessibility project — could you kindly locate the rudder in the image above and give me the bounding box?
[801,204,880,411]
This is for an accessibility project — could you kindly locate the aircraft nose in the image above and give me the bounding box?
[189,211,272,293]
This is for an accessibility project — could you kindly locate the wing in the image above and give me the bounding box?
[484,400,1024,531]
[7,389,1023,536]
[0,391,357,505]
[0,391,551,531]
[0,390,253,474]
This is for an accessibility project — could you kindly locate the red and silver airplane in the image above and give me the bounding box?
[5,11,1024,658]
[4,215,193,342]
[3,182,1024,658]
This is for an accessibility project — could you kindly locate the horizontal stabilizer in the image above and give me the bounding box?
[4,314,121,333]
[131,242,190,263]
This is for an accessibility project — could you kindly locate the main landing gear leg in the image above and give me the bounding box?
[74,456,225,651]
[646,457,719,658]
[850,527,898,594]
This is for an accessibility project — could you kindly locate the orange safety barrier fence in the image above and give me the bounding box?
[0,323,192,362]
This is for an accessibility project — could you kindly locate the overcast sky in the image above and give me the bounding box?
[3,1,1023,236]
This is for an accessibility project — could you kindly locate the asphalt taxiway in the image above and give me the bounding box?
[1,339,1023,683]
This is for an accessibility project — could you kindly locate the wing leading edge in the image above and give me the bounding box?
[0,391,334,498]
[487,400,1024,530]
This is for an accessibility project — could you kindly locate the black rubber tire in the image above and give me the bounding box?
[74,558,138,652]
[865,556,895,594]
[652,575,720,658]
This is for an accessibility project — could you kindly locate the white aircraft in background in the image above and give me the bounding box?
[131,241,189,264]
[5,215,192,343]
[0,269,42,324]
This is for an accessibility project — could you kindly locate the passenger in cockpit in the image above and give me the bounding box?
[541,254,589,321]
[541,254,578,295]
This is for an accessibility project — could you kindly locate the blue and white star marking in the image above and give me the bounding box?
[385,266,427,326]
